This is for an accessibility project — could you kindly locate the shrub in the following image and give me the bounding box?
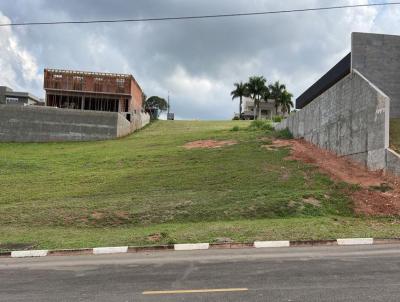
[231,126,240,132]
[232,116,240,120]
[249,120,274,131]
[272,116,283,123]
[274,128,294,139]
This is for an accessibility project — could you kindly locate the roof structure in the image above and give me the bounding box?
[44,68,132,78]
[296,53,351,109]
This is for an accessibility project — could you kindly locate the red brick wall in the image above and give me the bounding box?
[130,78,143,113]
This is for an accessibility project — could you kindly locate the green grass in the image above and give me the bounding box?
[0,120,399,251]
[390,119,400,153]
[1,217,400,250]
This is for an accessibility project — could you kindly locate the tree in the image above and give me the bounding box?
[246,76,267,120]
[144,96,169,120]
[230,82,248,119]
[280,90,294,115]
[269,81,286,115]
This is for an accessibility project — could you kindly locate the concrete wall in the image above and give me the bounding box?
[0,105,149,142]
[276,70,390,170]
[352,32,400,118]
[386,149,400,176]
[116,111,150,138]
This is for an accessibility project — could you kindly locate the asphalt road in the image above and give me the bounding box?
[1,244,400,301]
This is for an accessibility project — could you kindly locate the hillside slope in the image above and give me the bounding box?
[0,120,399,250]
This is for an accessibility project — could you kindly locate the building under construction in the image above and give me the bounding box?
[44,69,144,120]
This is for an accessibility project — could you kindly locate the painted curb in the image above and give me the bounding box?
[2,238,398,258]
[254,241,290,248]
[11,250,48,258]
[93,246,128,255]
[337,238,374,245]
[174,243,210,251]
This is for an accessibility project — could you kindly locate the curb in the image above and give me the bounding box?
[2,238,400,258]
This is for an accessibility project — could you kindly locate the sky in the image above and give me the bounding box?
[0,0,399,120]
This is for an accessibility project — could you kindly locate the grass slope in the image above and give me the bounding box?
[0,120,398,250]
[390,119,400,153]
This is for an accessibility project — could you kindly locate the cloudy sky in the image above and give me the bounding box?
[0,0,399,119]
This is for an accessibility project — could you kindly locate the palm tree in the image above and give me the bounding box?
[280,90,294,115]
[269,81,286,116]
[246,76,267,120]
[230,82,248,119]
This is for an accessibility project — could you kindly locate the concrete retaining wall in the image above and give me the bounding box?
[352,32,400,118]
[386,149,400,176]
[276,70,390,171]
[0,105,150,142]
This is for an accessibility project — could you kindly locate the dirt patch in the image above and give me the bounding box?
[278,139,387,187]
[91,211,105,220]
[147,233,162,242]
[274,139,400,216]
[183,140,237,149]
[352,189,400,215]
[114,211,129,219]
[303,197,321,207]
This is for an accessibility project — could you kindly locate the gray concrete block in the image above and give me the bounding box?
[386,149,400,175]
[0,105,149,142]
[352,32,400,118]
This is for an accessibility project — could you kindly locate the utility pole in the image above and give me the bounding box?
[167,91,174,120]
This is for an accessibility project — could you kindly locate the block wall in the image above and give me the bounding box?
[352,32,400,118]
[0,105,149,142]
[276,70,390,170]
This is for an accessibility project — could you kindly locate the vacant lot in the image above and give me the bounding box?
[390,119,400,153]
[0,120,399,250]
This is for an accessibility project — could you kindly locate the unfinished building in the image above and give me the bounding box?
[44,69,144,121]
[0,69,149,142]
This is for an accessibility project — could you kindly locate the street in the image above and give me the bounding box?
[1,244,400,301]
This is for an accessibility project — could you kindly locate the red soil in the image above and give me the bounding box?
[272,139,400,216]
[183,140,237,149]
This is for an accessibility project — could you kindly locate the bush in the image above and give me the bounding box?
[232,116,240,120]
[274,128,294,139]
[231,126,240,132]
[272,116,283,123]
[249,119,274,131]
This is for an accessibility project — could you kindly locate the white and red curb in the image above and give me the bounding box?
[2,238,399,258]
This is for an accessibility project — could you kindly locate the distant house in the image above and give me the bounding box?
[0,86,43,106]
[241,97,285,120]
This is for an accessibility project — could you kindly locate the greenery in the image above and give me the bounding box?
[274,128,294,139]
[280,90,294,114]
[269,81,286,114]
[2,217,400,251]
[0,120,398,251]
[144,96,169,120]
[231,82,247,119]
[231,77,293,120]
[246,76,267,120]
[248,119,274,131]
[390,119,400,153]
[272,116,283,123]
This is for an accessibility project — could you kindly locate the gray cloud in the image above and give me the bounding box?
[0,0,397,119]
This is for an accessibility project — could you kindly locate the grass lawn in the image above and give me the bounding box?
[390,119,400,153]
[0,120,399,251]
